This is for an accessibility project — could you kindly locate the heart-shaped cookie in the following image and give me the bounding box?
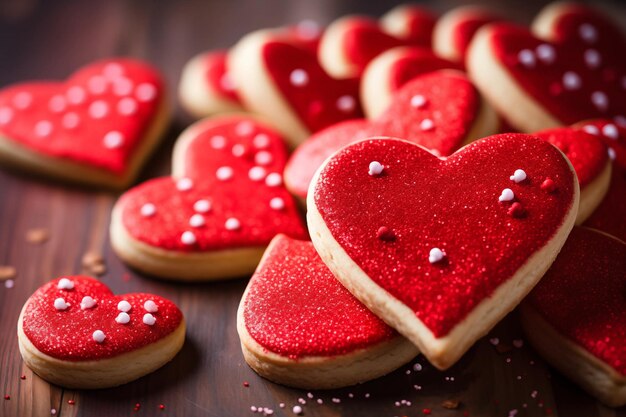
[467,3,626,132]
[18,276,185,389]
[228,30,362,146]
[308,134,578,369]
[238,235,418,389]
[520,227,626,407]
[360,46,462,118]
[284,70,498,200]
[110,116,307,281]
[0,59,169,189]
[379,4,437,46]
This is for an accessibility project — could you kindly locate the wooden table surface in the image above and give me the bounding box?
[1,0,625,416]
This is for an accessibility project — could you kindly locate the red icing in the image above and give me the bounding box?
[452,11,501,64]
[393,6,437,46]
[243,235,396,358]
[0,59,164,174]
[203,51,241,103]
[313,135,576,337]
[387,47,462,92]
[262,41,362,133]
[22,276,183,361]
[285,71,482,199]
[120,116,307,251]
[489,9,626,124]
[526,227,626,375]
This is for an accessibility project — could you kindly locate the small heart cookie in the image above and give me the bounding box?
[0,59,169,189]
[467,3,626,132]
[110,116,307,281]
[238,234,418,389]
[18,276,185,389]
[228,30,362,145]
[520,227,626,407]
[285,70,498,200]
[361,46,462,118]
[379,4,438,46]
[308,134,578,369]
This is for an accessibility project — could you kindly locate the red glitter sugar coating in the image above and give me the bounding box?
[262,41,362,133]
[243,235,396,358]
[451,10,502,64]
[203,51,240,103]
[489,9,626,125]
[386,47,462,92]
[313,135,576,337]
[526,227,626,375]
[390,6,437,46]
[22,276,183,361]
[120,116,307,251]
[0,59,164,174]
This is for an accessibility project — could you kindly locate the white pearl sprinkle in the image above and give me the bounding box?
[420,118,435,131]
[579,23,598,43]
[62,112,80,129]
[89,100,109,119]
[210,135,227,149]
[103,63,124,78]
[582,125,600,135]
[4,280,13,289]
[336,95,355,112]
[265,173,282,187]
[136,83,157,102]
[255,151,273,166]
[117,300,132,312]
[0,107,13,125]
[368,161,383,176]
[510,169,527,183]
[48,95,66,113]
[584,49,601,69]
[140,203,156,217]
[115,312,130,324]
[92,330,106,343]
[88,75,107,94]
[176,177,193,191]
[189,214,205,228]
[249,166,267,181]
[518,49,535,67]
[591,91,609,111]
[410,94,427,108]
[13,92,33,109]
[181,231,196,245]
[57,278,74,290]
[608,147,616,160]
[292,405,303,415]
[118,97,138,115]
[216,166,234,181]
[270,197,285,210]
[34,120,53,138]
[236,121,255,136]
[66,86,86,104]
[602,124,618,139]
[103,131,124,149]
[253,133,270,149]
[54,298,68,310]
[535,44,556,64]
[225,217,241,231]
[499,188,515,202]
[144,300,158,313]
[80,296,96,310]
[290,69,309,87]
[562,71,581,90]
[113,77,133,96]
[193,199,211,213]
[143,313,156,326]
[232,144,246,157]
[429,248,445,264]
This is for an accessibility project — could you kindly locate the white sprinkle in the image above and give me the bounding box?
[518,49,535,67]
[270,197,285,210]
[499,188,515,202]
[279,403,285,409]
[193,199,211,213]
[410,94,427,108]
[255,151,273,166]
[4,279,14,289]
[118,97,138,115]
[189,214,205,228]
[136,83,157,102]
[34,120,53,138]
[89,100,109,119]
[316,399,323,404]
[582,125,600,135]
[429,247,445,264]
[265,173,282,187]
[103,131,124,149]
[216,166,234,181]
[251,406,257,412]
[0,107,13,125]
[13,91,33,109]
[210,135,227,149]
[608,148,616,160]
[80,296,96,310]
[510,169,527,183]
[336,95,355,112]
[236,121,255,136]
[48,95,66,113]
[535,44,555,64]
[50,409,57,415]
[88,75,107,94]
[579,23,598,43]
[253,133,270,149]
[562,71,581,90]
[490,337,500,345]
[413,363,422,371]
[140,203,156,217]
[54,298,68,310]
[144,300,158,313]
[225,218,240,231]
[57,278,74,290]
[249,166,267,181]
[290,69,309,87]
[220,73,235,91]
[292,405,303,415]
[112,77,133,96]
[584,49,601,69]
[176,177,193,191]
[103,62,124,78]
[591,91,609,111]
[62,112,80,129]
[181,231,196,245]
[368,161,383,176]
[420,118,435,131]
[307,393,314,399]
[143,313,156,326]
[66,86,86,104]
[232,144,247,157]
[117,300,132,312]
[296,19,321,39]
[115,312,130,324]
[92,330,106,343]
[602,124,619,139]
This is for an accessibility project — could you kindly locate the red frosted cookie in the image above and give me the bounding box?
[237,235,418,389]
[228,29,362,146]
[521,227,626,407]
[307,134,578,369]
[0,59,169,188]
[285,70,498,200]
[17,276,185,389]
[360,46,462,118]
[468,3,626,132]
[380,4,438,46]
[110,116,307,281]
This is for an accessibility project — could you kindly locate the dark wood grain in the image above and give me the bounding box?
[0,0,625,416]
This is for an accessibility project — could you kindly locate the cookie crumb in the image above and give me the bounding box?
[26,228,49,244]
[442,399,460,409]
[0,266,16,281]
[82,251,104,267]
